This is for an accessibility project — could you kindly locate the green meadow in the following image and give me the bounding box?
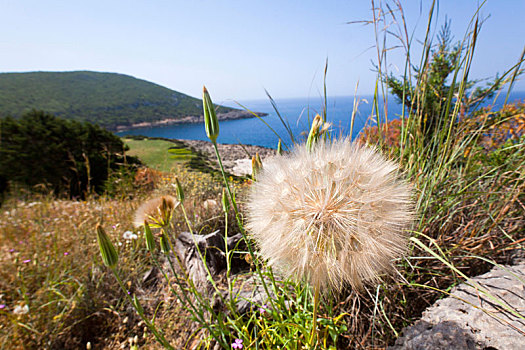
[124,138,187,173]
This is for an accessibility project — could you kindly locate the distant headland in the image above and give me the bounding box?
[0,71,266,131]
[114,109,267,132]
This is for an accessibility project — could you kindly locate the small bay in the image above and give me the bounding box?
[116,92,524,149]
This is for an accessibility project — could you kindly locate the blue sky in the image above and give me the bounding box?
[1,0,524,101]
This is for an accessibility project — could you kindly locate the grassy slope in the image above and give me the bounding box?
[0,171,228,349]
[124,138,179,173]
[0,71,236,129]
[124,137,227,178]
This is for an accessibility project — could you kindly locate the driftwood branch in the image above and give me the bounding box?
[173,230,245,295]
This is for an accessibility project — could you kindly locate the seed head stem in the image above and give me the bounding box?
[310,281,320,347]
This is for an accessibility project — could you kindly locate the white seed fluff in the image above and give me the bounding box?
[133,195,178,228]
[246,139,413,292]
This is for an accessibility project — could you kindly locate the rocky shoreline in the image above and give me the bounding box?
[180,139,277,176]
[114,110,267,132]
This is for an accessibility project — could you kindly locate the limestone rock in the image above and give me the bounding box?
[232,158,253,176]
[391,262,525,350]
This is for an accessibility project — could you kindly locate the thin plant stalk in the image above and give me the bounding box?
[309,282,321,347]
[110,267,174,349]
[223,205,235,308]
[210,140,281,315]
[178,202,227,306]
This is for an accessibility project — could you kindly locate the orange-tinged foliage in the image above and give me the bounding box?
[134,167,163,190]
[358,100,525,150]
[460,100,525,150]
[357,118,404,148]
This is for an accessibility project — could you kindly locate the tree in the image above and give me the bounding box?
[384,20,500,139]
[0,110,140,199]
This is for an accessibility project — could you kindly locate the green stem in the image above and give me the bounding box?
[179,203,227,306]
[211,141,281,315]
[309,282,320,348]
[111,267,174,349]
[150,247,225,346]
[224,211,234,308]
[212,141,242,229]
[161,226,230,348]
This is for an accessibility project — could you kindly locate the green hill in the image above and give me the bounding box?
[0,71,238,130]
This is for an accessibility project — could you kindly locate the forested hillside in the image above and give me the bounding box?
[0,71,237,129]
[0,110,141,199]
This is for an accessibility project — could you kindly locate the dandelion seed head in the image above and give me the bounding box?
[246,138,413,292]
[133,195,179,228]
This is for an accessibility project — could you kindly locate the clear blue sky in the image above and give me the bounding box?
[1,0,524,101]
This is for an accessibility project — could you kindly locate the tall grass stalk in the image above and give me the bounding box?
[357,1,524,347]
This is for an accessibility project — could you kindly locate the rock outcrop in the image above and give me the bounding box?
[181,139,277,176]
[390,262,525,350]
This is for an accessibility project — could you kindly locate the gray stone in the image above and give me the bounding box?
[391,262,525,350]
[174,230,245,295]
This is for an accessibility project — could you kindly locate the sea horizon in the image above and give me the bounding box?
[117,91,525,149]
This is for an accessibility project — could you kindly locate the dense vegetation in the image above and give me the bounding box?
[0,110,140,199]
[383,20,500,139]
[0,71,237,129]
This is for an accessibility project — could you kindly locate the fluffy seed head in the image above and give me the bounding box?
[133,195,179,228]
[246,138,413,292]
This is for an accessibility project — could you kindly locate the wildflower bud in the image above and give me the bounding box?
[306,114,323,151]
[221,188,230,213]
[144,221,155,252]
[159,198,172,226]
[96,224,118,268]
[175,177,184,202]
[132,294,145,315]
[202,86,219,143]
[277,139,283,155]
[251,153,263,180]
[160,231,171,254]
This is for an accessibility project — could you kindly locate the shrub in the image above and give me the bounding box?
[0,110,140,199]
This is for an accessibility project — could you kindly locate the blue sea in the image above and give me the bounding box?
[116,91,525,149]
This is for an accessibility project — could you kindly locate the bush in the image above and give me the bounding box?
[0,110,140,199]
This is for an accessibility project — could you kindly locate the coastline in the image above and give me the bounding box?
[114,110,267,132]
[182,138,277,176]
[124,135,276,176]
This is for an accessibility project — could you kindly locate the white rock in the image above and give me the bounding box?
[391,262,525,349]
[232,158,253,176]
